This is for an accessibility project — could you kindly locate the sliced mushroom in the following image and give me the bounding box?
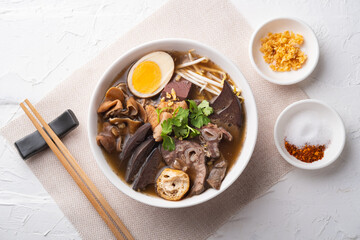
[96,122,116,153]
[137,102,147,122]
[109,118,142,134]
[120,97,147,122]
[97,87,126,118]
[98,100,123,115]
[115,83,128,98]
[116,136,123,152]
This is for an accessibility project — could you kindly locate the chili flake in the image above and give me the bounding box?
[284,140,325,163]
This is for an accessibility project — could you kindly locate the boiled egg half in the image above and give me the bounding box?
[127,51,174,98]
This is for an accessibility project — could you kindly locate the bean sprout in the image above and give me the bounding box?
[176,57,208,69]
[174,51,243,98]
[176,70,220,95]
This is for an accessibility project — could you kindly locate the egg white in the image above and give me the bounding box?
[127,51,174,98]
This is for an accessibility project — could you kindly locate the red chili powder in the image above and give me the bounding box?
[284,141,326,163]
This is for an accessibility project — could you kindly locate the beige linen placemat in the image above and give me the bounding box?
[1,0,308,239]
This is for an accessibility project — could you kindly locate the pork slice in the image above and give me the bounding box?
[145,105,158,130]
[161,77,192,100]
[210,80,243,128]
[161,140,207,196]
[206,155,228,190]
[153,112,172,142]
[200,123,232,159]
[157,100,188,111]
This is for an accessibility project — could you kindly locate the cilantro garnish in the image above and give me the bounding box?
[160,100,213,151]
[161,134,175,151]
[188,100,213,128]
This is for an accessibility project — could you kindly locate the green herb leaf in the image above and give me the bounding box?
[172,107,189,127]
[197,100,209,109]
[173,125,189,138]
[188,100,213,128]
[159,101,212,152]
[188,100,199,113]
[191,114,210,128]
[198,100,213,116]
[161,118,173,135]
[162,134,175,151]
[186,125,200,138]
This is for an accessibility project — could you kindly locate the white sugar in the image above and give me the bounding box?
[285,110,331,147]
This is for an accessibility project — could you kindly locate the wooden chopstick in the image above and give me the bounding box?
[20,99,134,240]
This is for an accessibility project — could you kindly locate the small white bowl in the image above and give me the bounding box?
[274,99,345,170]
[249,17,319,85]
[88,39,258,208]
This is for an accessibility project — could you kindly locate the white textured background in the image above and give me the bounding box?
[1,0,359,239]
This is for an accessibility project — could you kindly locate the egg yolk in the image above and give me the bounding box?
[132,61,161,94]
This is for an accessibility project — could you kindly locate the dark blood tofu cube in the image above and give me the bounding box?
[161,77,192,100]
[14,109,79,160]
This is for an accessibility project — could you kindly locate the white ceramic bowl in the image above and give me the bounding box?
[274,99,345,170]
[88,39,258,208]
[249,17,319,85]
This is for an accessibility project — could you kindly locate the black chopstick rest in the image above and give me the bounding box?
[14,109,79,160]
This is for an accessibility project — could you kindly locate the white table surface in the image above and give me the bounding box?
[1,0,359,239]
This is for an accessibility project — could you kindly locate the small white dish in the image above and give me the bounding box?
[249,17,319,85]
[274,99,345,170]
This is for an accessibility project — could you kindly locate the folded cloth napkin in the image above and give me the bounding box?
[1,0,307,239]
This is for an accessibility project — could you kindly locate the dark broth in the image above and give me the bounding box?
[97,51,246,197]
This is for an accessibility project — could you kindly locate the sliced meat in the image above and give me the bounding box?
[174,101,188,110]
[200,123,232,159]
[206,155,228,190]
[215,97,243,127]
[125,138,156,183]
[153,112,172,142]
[96,122,117,153]
[132,148,162,191]
[210,80,233,111]
[161,140,207,196]
[188,158,207,196]
[146,100,188,142]
[145,105,158,130]
[158,100,188,111]
[210,80,243,128]
[161,77,192,100]
[119,123,151,161]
